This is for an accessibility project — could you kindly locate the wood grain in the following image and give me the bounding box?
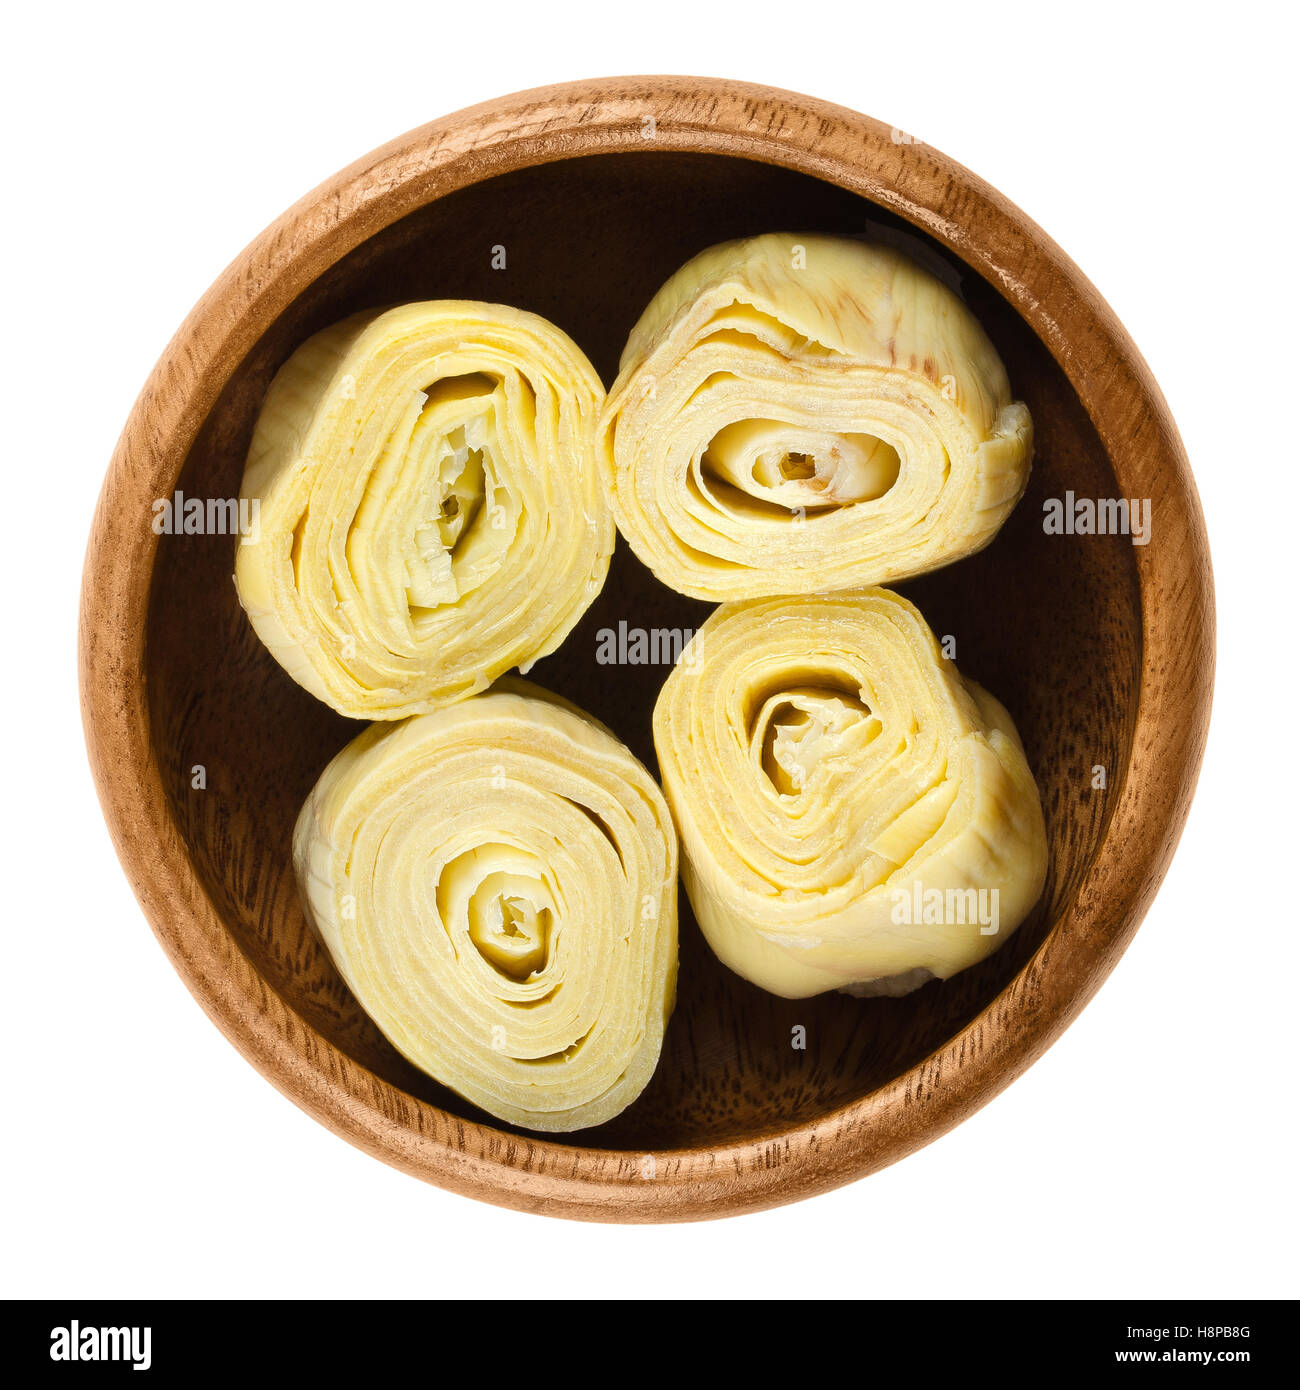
[79,77,1214,1220]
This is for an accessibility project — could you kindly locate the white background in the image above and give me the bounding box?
[4,0,1295,1300]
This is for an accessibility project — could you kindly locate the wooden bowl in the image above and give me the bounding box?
[79,77,1214,1221]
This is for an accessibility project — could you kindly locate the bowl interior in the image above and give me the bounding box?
[146,151,1141,1150]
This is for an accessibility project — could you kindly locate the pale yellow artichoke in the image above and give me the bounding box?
[294,680,678,1132]
[236,302,613,719]
[653,589,1047,998]
[602,234,1033,600]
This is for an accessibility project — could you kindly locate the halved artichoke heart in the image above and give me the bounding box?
[653,590,1047,999]
[236,302,613,719]
[294,680,678,1132]
[602,234,1033,600]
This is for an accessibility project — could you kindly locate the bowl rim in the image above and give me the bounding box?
[79,74,1215,1222]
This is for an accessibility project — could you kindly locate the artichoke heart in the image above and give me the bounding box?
[294,680,678,1132]
[601,234,1033,600]
[236,302,614,719]
[653,590,1047,999]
